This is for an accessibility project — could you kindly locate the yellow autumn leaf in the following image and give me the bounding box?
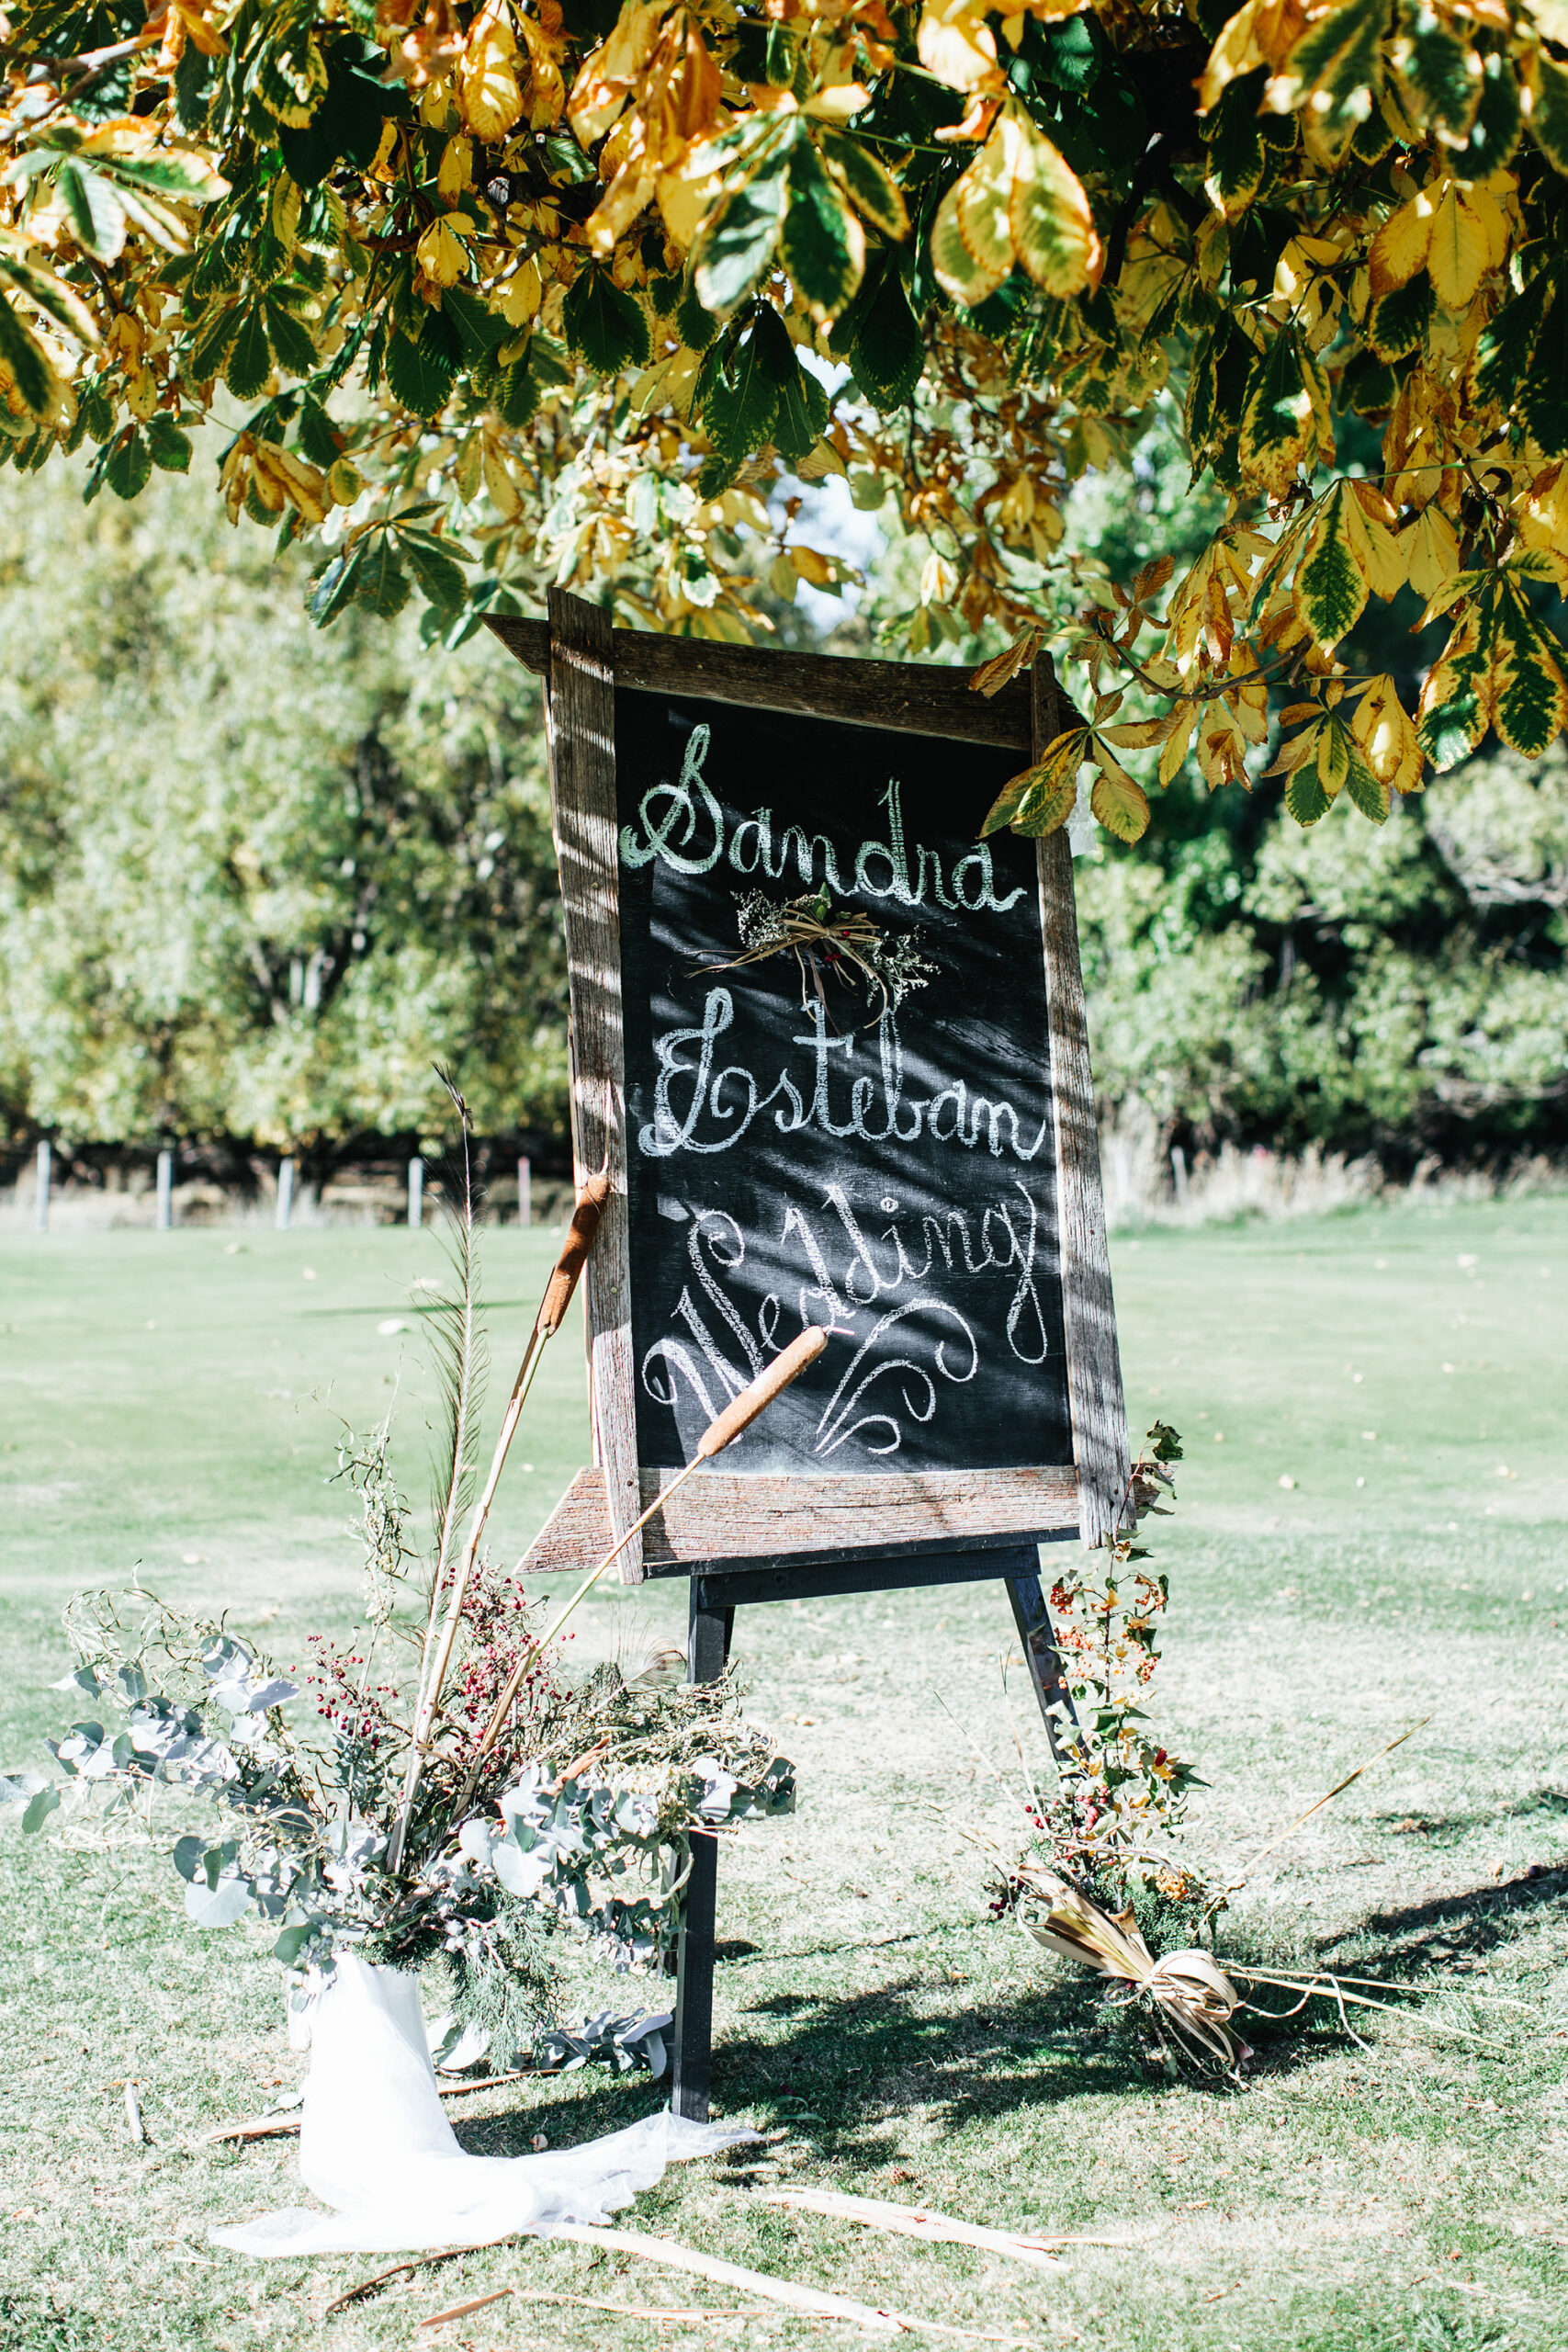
[459,0,525,142]
[1350,674,1424,792]
[497,254,542,325]
[1197,0,1312,112]
[1157,704,1199,787]
[1008,111,1101,297]
[482,435,521,518]
[1426,183,1488,309]
[931,117,1015,306]
[1367,189,1435,293]
[1089,750,1151,843]
[1400,503,1461,601]
[416,214,472,287]
[918,0,1004,94]
[1345,480,1407,600]
[437,135,473,204]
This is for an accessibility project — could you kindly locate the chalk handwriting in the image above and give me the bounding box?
[637,989,1050,1165]
[620,728,1026,917]
[638,1188,1048,1462]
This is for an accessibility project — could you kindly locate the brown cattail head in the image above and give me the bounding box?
[536,1169,612,1337]
[696,1326,829,1460]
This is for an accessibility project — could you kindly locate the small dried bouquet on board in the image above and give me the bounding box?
[9,1097,792,2064]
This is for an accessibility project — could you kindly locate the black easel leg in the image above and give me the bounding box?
[671,1590,734,2122]
[1006,1557,1077,1769]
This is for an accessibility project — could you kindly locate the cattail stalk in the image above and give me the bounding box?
[445,1325,829,1833]
[386,1169,611,1874]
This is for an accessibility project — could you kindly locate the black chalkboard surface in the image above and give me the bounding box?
[616,693,1073,1480]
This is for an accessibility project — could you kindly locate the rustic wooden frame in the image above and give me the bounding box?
[490,597,1129,1579]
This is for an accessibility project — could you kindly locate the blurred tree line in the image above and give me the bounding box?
[0,460,568,1180]
[4,435,1565,1182]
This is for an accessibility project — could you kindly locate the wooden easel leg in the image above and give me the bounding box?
[1005,1555,1078,1770]
[671,1589,734,2121]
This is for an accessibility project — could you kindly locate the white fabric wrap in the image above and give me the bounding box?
[209,1955,756,2257]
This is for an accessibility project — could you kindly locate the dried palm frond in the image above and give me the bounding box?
[1013,1864,1245,2071]
[702,888,937,1023]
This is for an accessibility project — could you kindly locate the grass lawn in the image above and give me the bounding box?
[2,1198,1566,2351]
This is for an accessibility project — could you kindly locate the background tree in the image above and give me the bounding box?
[0,459,568,1161]
[4,0,1568,854]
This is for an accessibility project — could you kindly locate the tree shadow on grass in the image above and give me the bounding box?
[1366,1786,1568,1849]
[1322,1859,1568,1970]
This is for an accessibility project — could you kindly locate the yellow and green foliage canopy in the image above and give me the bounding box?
[3,0,1568,842]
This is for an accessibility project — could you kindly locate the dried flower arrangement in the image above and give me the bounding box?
[13,1092,794,2073]
[982,1429,1531,2077]
[710,888,939,1023]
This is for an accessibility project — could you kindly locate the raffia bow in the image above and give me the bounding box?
[1013,1863,1244,2070]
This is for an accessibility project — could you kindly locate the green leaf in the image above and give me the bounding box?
[309,541,367,626]
[1534,51,1568,176]
[1474,266,1551,408]
[694,143,792,314]
[0,292,52,417]
[1450,47,1521,178]
[104,427,152,501]
[701,304,795,461]
[225,304,274,401]
[1203,70,1267,220]
[21,1785,60,1835]
[497,347,540,428]
[0,240,100,344]
[253,30,329,129]
[850,261,923,409]
[676,275,721,352]
[561,268,651,375]
[55,159,126,262]
[818,128,908,243]
[386,327,456,418]
[1366,274,1434,360]
[1008,118,1100,299]
[264,296,318,377]
[1284,759,1332,826]
[1238,326,1314,491]
[773,350,830,462]
[1393,0,1480,143]
[188,302,241,382]
[144,412,192,473]
[1294,482,1368,652]
[1279,0,1388,161]
[1519,282,1568,456]
[355,533,412,618]
[272,1921,319,1965]
[1341,731,1391,822]
[1339,348,1397,414]
[1491,582,1567,757]
[781,137,863,319]
[296,394,341,468]
[279,46,396,185]
[400,530,468,612]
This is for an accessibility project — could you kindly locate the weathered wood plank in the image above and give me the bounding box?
[547,590,643,1582]
[1032,653,1129,1547]
[515,1464,1079,1575]
[487,614,1033,751]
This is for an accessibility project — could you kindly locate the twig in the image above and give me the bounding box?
[422,2285,761,2328]
[758,2188,1070,2269]
[1206,1717,1430,1912]
[205,2068,538,2144]
[124,2083,146,2144]
[537,2225,1041,2342]
[325,2247,475,2314]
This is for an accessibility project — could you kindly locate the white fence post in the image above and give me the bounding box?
[276,1157,294,1231]
[408,1157,423,1229]
[34,1139,51,1232]
[517,1155,530,1228]
[156,1148,174,1230]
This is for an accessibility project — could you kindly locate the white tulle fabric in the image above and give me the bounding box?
[209,1956,755,2258]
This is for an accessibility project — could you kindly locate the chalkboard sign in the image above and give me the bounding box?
[618,692,1072,1479]
[490,594,1127,1585]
